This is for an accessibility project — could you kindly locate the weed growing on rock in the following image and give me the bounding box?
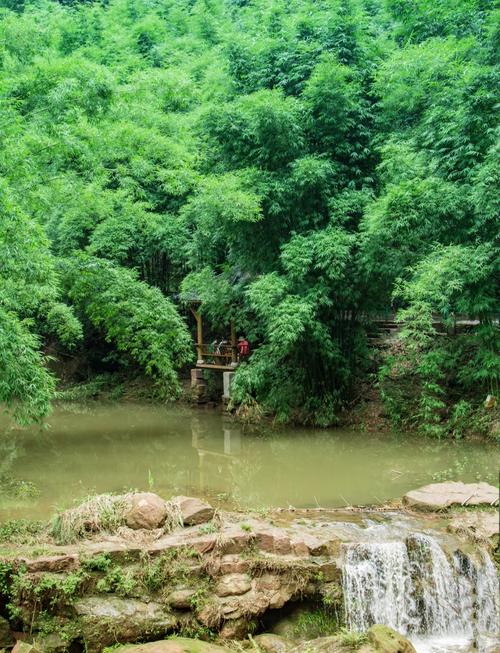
[337,628,368,649]
[6,567,90,626]
[138,548,204,595]
[199,521,219,535]
[163,499,184,533]
[96,565,137,597]
[80,553,112,573]
[293,607,340,639]
[51,494,128,544]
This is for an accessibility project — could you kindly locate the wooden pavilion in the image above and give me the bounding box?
[189,299,239,372]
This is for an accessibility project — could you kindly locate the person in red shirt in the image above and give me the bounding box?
[237,336,250,360]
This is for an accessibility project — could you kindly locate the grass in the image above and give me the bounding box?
[50,492,183,544]
[337,628,368,649]
[50,494,128,544]
[0,519,46,545]
[292,607,340,639]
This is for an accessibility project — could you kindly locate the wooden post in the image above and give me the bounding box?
[230,319,237,365]
[191,308,204,364]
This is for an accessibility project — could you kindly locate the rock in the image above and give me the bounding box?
[12,644,40,653]
[290,628,416,653]
[364,624,417,653]
[448,510,499,544]
[219,555,250,574]
[254,525,292,554]
[74,596,177,651]
[484,394,497,409]
[219,589,270,620]
[113,638,228,653]
[215,573,252,597]
[254,573,281,593]
[403,482,499,511]
[173,496,214,526]
[35,633,71,653]
[271,604,320,640]
[289,637,345,653]
[166,588,197,609]
[313,561,339,582]
[219,617,253,639]
[252,573,293,610]
[124,493,168,530]
[291,534,328,556]
[21,555,79,574]
[217,528,252,554]
[0,616,13,648]
[253,634,294,653]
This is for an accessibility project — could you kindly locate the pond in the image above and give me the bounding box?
[0,402,498,521]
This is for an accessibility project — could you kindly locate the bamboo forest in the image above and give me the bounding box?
[0,0,498,652]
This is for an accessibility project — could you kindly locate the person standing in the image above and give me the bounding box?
[237,336,250,360]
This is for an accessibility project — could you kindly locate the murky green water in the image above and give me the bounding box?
[0,403,498,521]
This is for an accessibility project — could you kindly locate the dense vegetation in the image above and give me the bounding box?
[0,0,498,434]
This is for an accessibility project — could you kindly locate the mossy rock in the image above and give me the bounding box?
[109,638,229,653]
[361,625,417,653]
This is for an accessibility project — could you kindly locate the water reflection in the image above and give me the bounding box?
[0,403,498,521]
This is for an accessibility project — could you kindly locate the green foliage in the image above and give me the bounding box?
[96,565,137,597]
[292,606,340,639]
[337,628,368,649]
[0,519,45,544]
[62,255,193,396]
[0,0,496,432]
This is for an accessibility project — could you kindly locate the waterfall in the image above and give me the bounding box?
[342,533,499,652]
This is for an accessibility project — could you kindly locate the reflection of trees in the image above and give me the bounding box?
[0,426,28,503]
[0,428,21,482]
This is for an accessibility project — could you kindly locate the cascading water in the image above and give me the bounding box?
[342,533,499,653]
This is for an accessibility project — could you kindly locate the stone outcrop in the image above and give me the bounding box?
[166,588,198,609]
[254,634,294,653]
[215,573,252,597]
[113,639,228,653]
[173,496,214,525]
[364,625,417,653]
[289,626,417,653]
[0,494,496,653]
[403,482,499,511]
[448,509,499,544]
[124,493,169,530]
[74,596,179,649]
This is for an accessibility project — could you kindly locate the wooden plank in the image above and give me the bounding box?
[196,363,239,371]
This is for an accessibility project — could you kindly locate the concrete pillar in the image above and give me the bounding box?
[222,371,235,402]
[191,368,207,403]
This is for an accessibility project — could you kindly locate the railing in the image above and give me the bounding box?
[196,343,238,367]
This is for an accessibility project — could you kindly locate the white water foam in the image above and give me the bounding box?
[342,532,499,653]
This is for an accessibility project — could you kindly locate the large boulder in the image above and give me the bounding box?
[363,625,417,653]
[112,639,228,653]
[215,573,252,597]
[289,627,416,653]
[290,637,350,653]
[173,496,214,526]
[74,596,177,651]
[124,493,169,530]
[253,634,294,653]
[403,482,498,512]
[166,588,197,610]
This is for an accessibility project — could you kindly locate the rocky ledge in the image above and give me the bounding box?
[0,483,497,653]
